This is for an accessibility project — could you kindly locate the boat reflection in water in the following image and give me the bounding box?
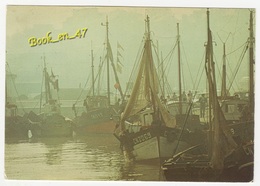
[5,134,166,181]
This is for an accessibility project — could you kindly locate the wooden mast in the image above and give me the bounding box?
[146,15,157,121]
[102,16,111,106]
[206,8,213,158]
[161,51,165,98]
[221,42,227,98]
[249,10,254,114]
[91,42,95,96]
[43,56,52,104]
[177,23,182,114]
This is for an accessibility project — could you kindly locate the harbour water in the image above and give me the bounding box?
[4,133,165,181]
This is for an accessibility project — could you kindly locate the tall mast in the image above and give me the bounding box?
[206,8,213,157]
[102,16,111,106]
[221,42,227,98]
[91,42,95,96]
[97,56,102,96]
[249,10,254,114]
[146,15,157,120]
[156,40,165,98]
[206,9,212,127]
[177,23,182,114]
[110,48,125,102]
[43,56,52,104]
[161,51,165,97]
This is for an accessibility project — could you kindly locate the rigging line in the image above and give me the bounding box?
[227,42,248,92]
[98,59,106,94]
[181,59,186,91]
[151,41,160,69]
[6,62,26,113]
[226,41,247,56]
[95,44,108,95]
[193,51,206,91]
[87,54,107,96]
[161,40,178,68]
[164,77,173,96]
[213,54,223,94]
[180,40,195,88]
[163,41,178,80]
[74,46,106,105]
[124,39,145,96]
[226,58,241,92]
[39,67,44,113]
[74,69,91,105]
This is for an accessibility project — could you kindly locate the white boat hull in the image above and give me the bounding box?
[119,126,196,162]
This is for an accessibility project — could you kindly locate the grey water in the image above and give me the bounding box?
[4,134,165,181]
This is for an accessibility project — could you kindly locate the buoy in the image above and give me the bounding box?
[28,130,33,139]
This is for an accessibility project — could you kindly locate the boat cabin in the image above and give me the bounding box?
[167,101,190,116]
[86,95,109,110]
[5,102,18,117]
[124,108,154,133]
[221,98,248,122]
[43,99,61,115]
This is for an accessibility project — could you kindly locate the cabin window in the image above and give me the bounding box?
[226,104,235,113]
[11,108,16,117]
[143,113,153,126]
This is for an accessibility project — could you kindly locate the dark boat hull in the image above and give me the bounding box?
[162,160,218,181]
[28,112,73,138]
[5,116,31,139]
[162,142,254,182]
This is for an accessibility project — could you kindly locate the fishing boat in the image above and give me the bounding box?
[27,58,73,137]
[73,17,124,135]
[5,70,31,139]
[113,16,206,162]
[161,9,254,182]
[165,23,205,132]
[217,21,254,144]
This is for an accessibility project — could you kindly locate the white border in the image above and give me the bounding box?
[0,1,258,186]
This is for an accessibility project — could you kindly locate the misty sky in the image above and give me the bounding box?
[6,6,253,96]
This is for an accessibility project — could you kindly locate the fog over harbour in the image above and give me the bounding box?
[6,6,252,97]
[2,2,259,186]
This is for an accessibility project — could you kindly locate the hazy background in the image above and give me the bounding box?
[1,2,258,186]
[6,6,253,98]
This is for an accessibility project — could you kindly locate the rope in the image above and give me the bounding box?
[227,42,248,92]
[6,62,26,114]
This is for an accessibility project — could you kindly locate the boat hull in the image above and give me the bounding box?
[162,142,254,182]
[5,116,31,139]
[162,160,218,181]
[73,107,117,135]
[118,125,206,162]
[28,112,73,138]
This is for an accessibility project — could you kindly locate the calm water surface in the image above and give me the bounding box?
[5,134,165,181]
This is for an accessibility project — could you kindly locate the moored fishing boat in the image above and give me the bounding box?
[5,68,31,139]
[73,17,124,135]
[161,9,254,182]
[114,15,206,162]
[27,58,73,138]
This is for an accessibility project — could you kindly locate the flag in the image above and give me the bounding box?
[117,51,123,58]
[116,63,122,74]
[116,41,124,73]
[49,69,59,91]
[117,42,124,51]
[117,57,124,66]
[107,42,114,62]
